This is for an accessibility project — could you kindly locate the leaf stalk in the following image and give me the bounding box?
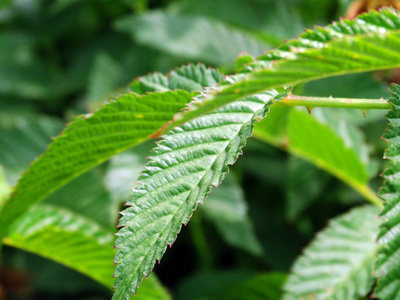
[278,95,392,110]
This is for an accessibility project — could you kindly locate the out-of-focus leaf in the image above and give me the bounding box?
[0,64,225,242]
[164,9,400,134]
[220,272,286,300]
[375,84,400,299]
[43,168,116,230]
[0,32,34,65]
[176,270,253,300]
[105,141,154,203]
[4,204,115,288]
[3,204,170,300]
[283,205,380,300]
[287,109,368,190]
[0,114,64,185]
[201,174,262,256]
[0,166,10,210]
[254,108,374,205]
[286,155,330,221]
[0,90,194,239]
[86,52,123,110]
[115,11,269,67]
[129,64,224,94]
[171,0,305,45]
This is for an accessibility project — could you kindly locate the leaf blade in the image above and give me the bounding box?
[375,83,400,299]
[283,205,380,300]
[159,9,400,134]
[3,204,170,300]
[112,90,286,299]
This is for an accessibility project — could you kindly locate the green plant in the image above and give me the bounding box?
[4,3,400,300]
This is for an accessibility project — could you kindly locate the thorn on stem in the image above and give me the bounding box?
[361,109,367,118]
[306,107,312,115]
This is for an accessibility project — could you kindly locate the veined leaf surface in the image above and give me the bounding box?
[375,84,400,299]
[3,204,170,300]
[0,90,192,238]
[283,205,380,300]
[0,64,223,240]
[159,9,400,133]
[3,9,400,240]
[112,90,286,299]
[254,108,377,205]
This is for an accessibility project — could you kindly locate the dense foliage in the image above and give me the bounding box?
[3,1,400,300]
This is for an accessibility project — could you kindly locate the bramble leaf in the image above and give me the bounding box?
[3,204,170,300]
[375,84,400,299]
[0,90,193,239]
[283,205,380,300]
[201,174,262,255]
[160,8,400,133]
[116,11,269,66]
[254,108,376,204]
[221,272,286,300]
[112,90,286,299]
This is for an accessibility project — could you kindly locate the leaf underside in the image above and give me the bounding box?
[375,84,400,299]
[283,205,380,300]
[112,90,286,299]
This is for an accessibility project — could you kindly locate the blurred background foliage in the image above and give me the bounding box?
[0,0,395,299]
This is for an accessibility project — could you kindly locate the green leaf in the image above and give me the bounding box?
[3,204,170,300]
[176,270,254,300]
[105,141,155,204]
[43,168,117,230]
[0,64,226,240]
[220,272,286,300]
[201,174,262,255]
[0,114,64,184]
[0,166,10,210]
[0,90,193,239]
[159,8,400,133]
[4,204,115,288]
[129,64,224,94]
[283,205,380,300]
[115,11,270,67]
[375,84,400,299]
[254,108,377,206]
[286,155,330,221]
[112,90,286,299]
[287,109,368,190]
[85,52,124,110]
[0,64,223,241]
[171,0,304,42]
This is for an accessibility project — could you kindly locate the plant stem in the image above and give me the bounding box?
[277,95,391,110]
